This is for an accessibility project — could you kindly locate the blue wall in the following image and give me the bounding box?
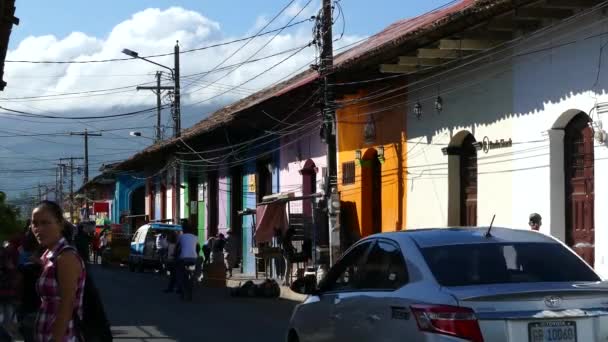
[112,174,145,224]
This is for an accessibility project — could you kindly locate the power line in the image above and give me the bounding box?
[0,105,163,120]
[182,0,298,90]
[185,0,314,95]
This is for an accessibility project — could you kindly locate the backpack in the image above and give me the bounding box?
[55,246,113,342]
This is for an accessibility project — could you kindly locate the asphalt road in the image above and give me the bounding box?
[91,265,298,342]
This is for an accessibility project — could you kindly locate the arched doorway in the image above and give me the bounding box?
[460,134,478,226]
[564,112,595,266]
[301,159,317,217]
[361,149,381,236]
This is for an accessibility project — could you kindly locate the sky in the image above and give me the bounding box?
[0,0,452,201]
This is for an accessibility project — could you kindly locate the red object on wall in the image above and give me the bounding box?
[93,202,110,214]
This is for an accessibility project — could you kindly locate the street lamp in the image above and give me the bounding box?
[129,131,155,141]
[123,43,182,224]
[121,43,180,137]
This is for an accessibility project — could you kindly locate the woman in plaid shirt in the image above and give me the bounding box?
[31,201,85,342]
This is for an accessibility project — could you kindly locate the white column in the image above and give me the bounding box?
[549,129,566,242]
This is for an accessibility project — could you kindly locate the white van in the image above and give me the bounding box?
[128,223,182,272]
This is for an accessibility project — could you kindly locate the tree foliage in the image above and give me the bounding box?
[0,192,25,240]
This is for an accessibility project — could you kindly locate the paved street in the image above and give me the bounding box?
[91,266,297,342]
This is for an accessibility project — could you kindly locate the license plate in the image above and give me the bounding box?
[528,321,577,342]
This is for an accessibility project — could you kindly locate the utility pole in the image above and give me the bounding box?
[70,129,102,221]
[319,0,340,265]
[60,157,83,223]
[136,72,174,142]
[174,41,182,224]
[174,42,181,138]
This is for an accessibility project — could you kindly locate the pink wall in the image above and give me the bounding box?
[279,132,326,214]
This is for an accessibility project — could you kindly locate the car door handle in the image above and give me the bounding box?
[331,313,342,320]
[367,314,381,322]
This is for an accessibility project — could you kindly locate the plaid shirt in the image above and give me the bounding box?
[36,238,86,342]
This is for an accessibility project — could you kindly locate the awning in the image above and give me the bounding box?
[254,202,288,243]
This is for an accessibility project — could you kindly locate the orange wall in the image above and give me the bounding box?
[337,88,408,240]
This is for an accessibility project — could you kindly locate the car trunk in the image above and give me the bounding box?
[444,282,608,341]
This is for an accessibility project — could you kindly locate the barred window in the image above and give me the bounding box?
[342,161,356,185]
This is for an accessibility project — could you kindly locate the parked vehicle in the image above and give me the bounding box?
[287,227,608,342]
[128,223,182,272]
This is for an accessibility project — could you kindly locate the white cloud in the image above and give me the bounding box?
[3,6,362,113]
[0,5,365,196]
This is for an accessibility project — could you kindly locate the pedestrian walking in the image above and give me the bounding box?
[163,233,178,293]
[224,230,238,278]
[30,200,86,342]
[74,224,91,264]
[529,213,542,231]
[174,221,199,299]
[155,233,168,271]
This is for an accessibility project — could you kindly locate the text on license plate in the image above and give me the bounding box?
[528,321,577,342]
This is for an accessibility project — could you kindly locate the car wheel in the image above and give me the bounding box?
[287,330,299,342]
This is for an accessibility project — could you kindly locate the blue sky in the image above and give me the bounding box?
[10,0,451,48]
[1,0,453,197]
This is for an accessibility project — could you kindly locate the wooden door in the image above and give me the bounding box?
[565,113,595,266]
[460,134,478,226]
[361,149,382,236]
[302,160,317,217]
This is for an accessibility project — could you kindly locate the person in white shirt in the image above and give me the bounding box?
[175,220,199,296]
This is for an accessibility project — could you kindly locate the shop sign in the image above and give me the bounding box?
[482,136,512,154]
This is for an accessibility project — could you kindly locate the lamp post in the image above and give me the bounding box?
[123,43,182,224]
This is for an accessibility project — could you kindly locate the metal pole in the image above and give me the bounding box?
[320,0,339,266]
[84,129,89,219]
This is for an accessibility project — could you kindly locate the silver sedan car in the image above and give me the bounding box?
[286,227,608,342]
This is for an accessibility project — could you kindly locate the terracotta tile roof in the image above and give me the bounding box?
[115,0,532,170]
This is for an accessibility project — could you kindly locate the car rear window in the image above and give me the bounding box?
[422,242,600,286]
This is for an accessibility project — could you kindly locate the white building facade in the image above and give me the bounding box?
[406,9,608,278]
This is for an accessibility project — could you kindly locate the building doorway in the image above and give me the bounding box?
[564,112,595,266]
[361,149,381,236]
[130,186,146,230]
[301,159,317,217]
[207,171,219,238]
[460,134,478,226]
[256,159,273,203]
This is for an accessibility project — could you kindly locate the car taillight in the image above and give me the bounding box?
[410,304,484,342]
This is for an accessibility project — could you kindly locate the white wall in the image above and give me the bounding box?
[406,10,608,278]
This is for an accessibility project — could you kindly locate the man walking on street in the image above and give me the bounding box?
[175,220,199,298]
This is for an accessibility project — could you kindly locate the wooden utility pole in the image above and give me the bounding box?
[319,0,339,265]
[60,157,83,223]
[136,72,174,142]
[70,129,102,221]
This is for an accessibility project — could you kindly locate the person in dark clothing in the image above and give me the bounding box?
[74,224,91,264]
[16,229,43,342]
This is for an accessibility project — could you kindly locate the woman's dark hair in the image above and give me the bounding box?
[35,200,64,223]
